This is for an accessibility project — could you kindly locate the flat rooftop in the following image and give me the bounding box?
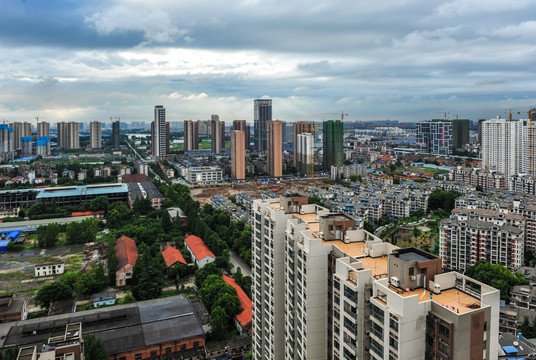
[359,256,388,278]
[293,213,318,223]
[328,240,366,257]
[388,285,481,314]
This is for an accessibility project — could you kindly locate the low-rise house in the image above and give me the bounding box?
[162,244,187,267]
[0,295,28,323]
[184,235,216,268]
[115,235,138,286]
[34,262,64,277]
[221,275,252,335]
[167,207,188,227]
[92,291,117,308]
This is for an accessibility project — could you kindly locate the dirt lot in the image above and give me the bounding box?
[190,179,327,204]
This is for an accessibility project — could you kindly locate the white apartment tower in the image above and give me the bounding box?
[152,105,168,158]
[481,118,536,185]
[89,121,102,149]
[252,195,500,360]
[296,132,313,176]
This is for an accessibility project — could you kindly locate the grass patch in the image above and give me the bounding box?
[69,256,83,264]
[0,272,24,278]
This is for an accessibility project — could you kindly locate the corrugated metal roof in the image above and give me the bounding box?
[36,184,128,199]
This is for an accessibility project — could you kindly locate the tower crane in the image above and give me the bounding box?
[321,111,348,122]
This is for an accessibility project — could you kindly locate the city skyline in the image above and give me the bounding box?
[0,1,535,124]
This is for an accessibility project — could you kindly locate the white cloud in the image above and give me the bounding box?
[435,0,532,16]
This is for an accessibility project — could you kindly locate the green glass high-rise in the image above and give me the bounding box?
[323,120,344,171]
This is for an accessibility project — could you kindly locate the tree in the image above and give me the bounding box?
[427,189,462,213]
[208,306,230,340]
[466,261,529,301]
[195,262,222,288]
[37,223,61,248]
[107,239,118,285]
[1,346,19,360]
[133,197,152,215]
[132,246,165,301]
[83,334,107,360]
[35,281,72,308]
[66,218,99,244]
[89,196,109,213]
[161,212,172,233]
[349,174,358,182]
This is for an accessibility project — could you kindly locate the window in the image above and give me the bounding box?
[389,317,399,332]
[180,344,186,351]
[150,350,157,357]
[193,341,200,348]
[135,354,142,360]
[439,324,450,338]
[389,336,398,350]
[438,342,449,356]
[165,348,172,354]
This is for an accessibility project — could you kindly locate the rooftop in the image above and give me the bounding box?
[387,285,481,314]
[185,235,215,261]
[162,245,187,267]
[359,256,388,278]
[115,236,138,269]
[221,275,252,328]
[327,240,366,257]
[35,184,128,199]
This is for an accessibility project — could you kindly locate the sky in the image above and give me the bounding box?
[1,0,536,124]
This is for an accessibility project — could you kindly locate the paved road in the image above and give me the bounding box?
[0,216,94,232]
[229,249,252,276]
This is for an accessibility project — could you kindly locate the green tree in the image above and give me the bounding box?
[83,334,107,360]
[244,350,253,360]
[308,196,326,208]
[132,197,152,215]
[521,317,532,338]
[1,346,19,360]
[132,246,165,301]
[349,174,358,182]
[194,262,222,288]
[35,281,72,308]
[66,218,99,244]
[37,223,61,248]
[107,239,118,286]
[427,189,462,213]
[122,291,136,304]
[466,261,529,301]
[89,196,109,212]
[208,305,231,340]
[161,212,172,233]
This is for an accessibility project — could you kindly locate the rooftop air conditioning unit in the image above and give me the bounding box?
[390,277,399,287]
[410,276,416,281]
[433,283,441,294]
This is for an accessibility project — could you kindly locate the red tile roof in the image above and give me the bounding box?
[162,245,187,267]
[222,275,252,328]
[184,235,215,261]
[121,174,151,183]
[71,210,105,217]
[115,236,138,269]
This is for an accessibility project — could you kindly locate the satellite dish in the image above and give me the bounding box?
[513,341,519,346]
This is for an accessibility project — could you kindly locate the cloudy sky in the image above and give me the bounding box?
[1,0,535,124]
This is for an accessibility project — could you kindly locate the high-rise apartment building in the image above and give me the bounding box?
[0,125,14,153]
[10,122,31,150]
[440,208,525,272]
[184,120,199,152]
[210,115,225,155]
[90,121,102,149]
[57,122,80,149]
[151,105,168,158]
[251,196,500,360]
[323,120,344,171]
[296,132,313,176]
[293,121,313,167]
[231,130,245,180]
[417,120,453,155]
[112,120,121,150]
[267,120,282,177]
[232,120,248,152]
[481,118,535,184]
[254,99,272,152]
[451,119,470,151]
[37,121,50,138]
[36,137,51,156]
[21,137,33,157]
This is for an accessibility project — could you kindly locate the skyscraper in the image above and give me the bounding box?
[296,132,313,176]
[254,99,272,152]
[184,120,199,151]
[416,120,453,155]
[112,120,121,150]
[57,122,80,149]
[37,121,50,138]
[481,118,533,184]
[451,119,470,151]
[322,120,343,171]
[232,120,247,152]
[151,105,168,158]
[10,122,31,150]
[90,121,102,149]
[0,125,14,153]
[293,121,313,167]
[231,130,246,180]
[210,115,225,155]
[267,120,282,177]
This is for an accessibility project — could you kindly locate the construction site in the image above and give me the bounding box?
[190,178,327,204]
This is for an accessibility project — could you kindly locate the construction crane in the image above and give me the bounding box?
[434,112,450,120]
[321,111,348,122]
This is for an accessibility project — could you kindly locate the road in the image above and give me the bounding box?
[125,140,163,182]
[229,249,251,276]
[0,216,94,232]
